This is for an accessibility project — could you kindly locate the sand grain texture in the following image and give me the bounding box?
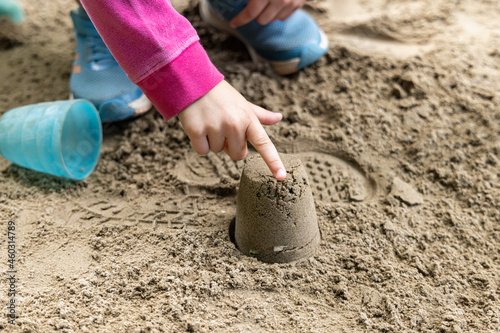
[0,0,499,332]
[235,155,320,263]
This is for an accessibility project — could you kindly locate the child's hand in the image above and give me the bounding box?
[177,80,287,181]
[230,0,307,27]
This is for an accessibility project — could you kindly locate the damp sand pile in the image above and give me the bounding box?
[235,155,320,263]
[0,0,499,332]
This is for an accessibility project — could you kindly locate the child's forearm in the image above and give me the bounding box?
[79,0,224,119]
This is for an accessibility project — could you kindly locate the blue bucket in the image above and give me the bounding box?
[0,100,102,180]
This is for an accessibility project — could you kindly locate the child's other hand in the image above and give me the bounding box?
[230,0,307,27]
[177,80,286,181]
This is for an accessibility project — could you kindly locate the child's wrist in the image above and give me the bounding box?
[137,42,224,120]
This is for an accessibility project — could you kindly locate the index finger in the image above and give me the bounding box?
[230,0,268,28]
[246,119,286,180]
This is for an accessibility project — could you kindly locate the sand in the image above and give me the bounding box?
[0,0,499,332]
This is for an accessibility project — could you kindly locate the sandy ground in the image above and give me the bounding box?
[1,0,500,331]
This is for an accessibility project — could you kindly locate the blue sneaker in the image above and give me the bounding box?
[200,0,329,75]
[70,8,152,123]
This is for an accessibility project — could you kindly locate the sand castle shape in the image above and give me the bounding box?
[235,154,321,263]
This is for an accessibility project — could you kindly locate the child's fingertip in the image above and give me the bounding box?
[275,168,287,181]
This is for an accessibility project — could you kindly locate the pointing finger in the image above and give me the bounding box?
[246,119,286,180]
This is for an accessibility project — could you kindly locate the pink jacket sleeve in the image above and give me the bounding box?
[79,0,224,120]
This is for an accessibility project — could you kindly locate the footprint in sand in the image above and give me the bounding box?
[172,140,376,203]
[173,151,246,190]
[299,152,370,203]
[68,195,207,230]
[313,0,438,58]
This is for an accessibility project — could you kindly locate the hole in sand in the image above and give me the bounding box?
[228,218,236,248]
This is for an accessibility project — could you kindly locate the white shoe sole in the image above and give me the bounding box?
[69,93,153,119]
[127,93,153,116]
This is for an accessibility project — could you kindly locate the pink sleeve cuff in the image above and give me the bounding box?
[137,41,224,120]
